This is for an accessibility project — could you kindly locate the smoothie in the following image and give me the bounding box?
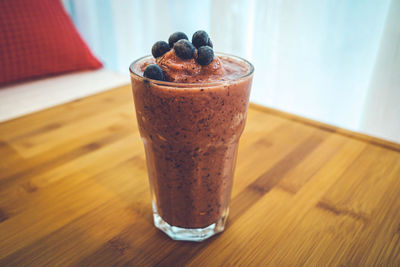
[129,31,254,240]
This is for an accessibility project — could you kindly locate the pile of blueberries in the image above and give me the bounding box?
[143,30,214,81]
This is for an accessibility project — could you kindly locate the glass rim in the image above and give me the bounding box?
[129,52,254,87]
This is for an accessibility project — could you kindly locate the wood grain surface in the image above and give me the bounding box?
[1,85,399,266]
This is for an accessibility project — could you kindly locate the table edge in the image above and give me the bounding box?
[249,103,400,153]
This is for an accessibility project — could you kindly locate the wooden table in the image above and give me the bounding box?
[1,85,400,266]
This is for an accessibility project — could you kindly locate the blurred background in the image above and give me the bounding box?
[62,0,400,143]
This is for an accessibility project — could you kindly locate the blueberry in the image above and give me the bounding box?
[151,41,170,58]
[143,64,164,81]
[174,39,195,60]
[196,46,214,66]
[192,30,210,48]
[168,32,188,48]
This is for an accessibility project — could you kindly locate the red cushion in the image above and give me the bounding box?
[0,0,102,85]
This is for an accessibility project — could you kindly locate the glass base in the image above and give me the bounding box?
[153,206,229,242]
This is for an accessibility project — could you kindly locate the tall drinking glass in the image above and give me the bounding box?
[130,53,254,241]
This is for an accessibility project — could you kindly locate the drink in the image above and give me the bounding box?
[129,31,254,241]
